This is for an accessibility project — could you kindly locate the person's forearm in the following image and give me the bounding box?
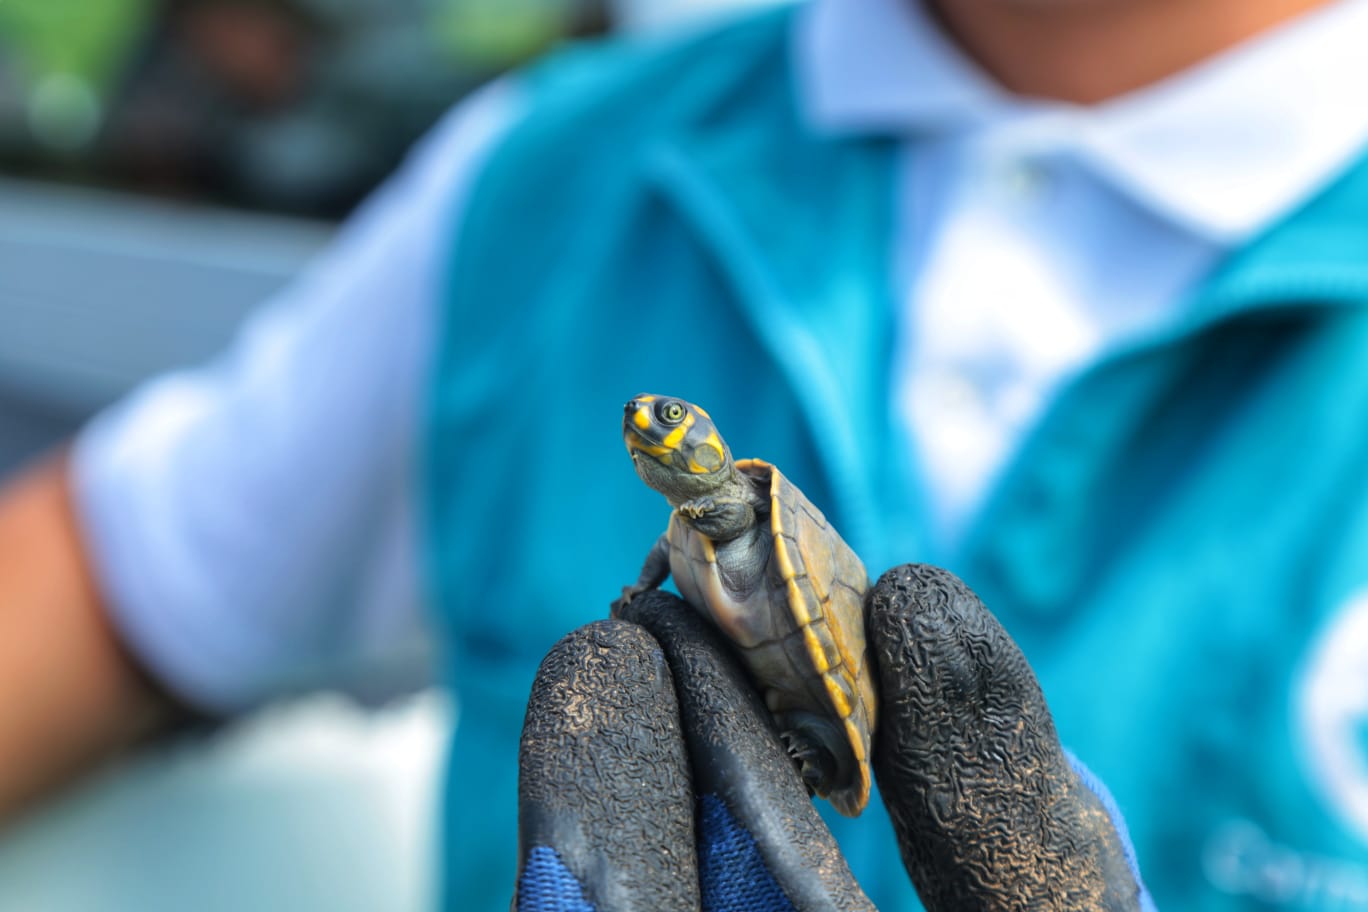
[0,453,174,822]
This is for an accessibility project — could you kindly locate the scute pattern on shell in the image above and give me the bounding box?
[741,459,878,817]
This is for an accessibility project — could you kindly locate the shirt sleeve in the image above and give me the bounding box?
[69,79,526,713]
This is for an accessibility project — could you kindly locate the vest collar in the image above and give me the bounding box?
[644,115,910,565]
[1198,150,1368,314]
[645,40,1368,589]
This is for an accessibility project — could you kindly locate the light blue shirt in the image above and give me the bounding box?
[73,0,1368,711]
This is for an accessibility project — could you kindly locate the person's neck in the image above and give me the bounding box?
[926,0,1331,105]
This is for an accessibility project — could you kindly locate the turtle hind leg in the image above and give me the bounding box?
[611,533,671,617]
[780,729,832,797]
[778,713,852,799]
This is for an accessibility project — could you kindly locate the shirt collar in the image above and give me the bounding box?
[798,0,1368,243]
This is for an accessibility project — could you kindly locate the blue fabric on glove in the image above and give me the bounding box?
[697,793,796,912]
[519,767,1155,912]
[516,797,796,912]
[1066,750,1159,912]
[517,845,596,912]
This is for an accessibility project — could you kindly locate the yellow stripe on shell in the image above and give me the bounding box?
[831,632,862,688]
[858,671,878,727]
[823,673,853,718]
[774,534,798,581]
[806,560,829,603]
[803,626,831,674]
[786,579,812,625]
[770,487,787,547]
[844,716,867,763]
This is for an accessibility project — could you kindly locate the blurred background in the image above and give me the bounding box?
[0,1,772,908]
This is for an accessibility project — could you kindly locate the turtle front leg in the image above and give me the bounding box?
[677,495,755,540]
[611,533,671,616]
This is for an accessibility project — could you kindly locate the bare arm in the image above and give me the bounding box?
[0,83,523,824]
[0,453,177,822]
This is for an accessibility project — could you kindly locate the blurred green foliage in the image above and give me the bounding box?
[0,0,151,91]
[435,0,584,66]
[0,0,605,207]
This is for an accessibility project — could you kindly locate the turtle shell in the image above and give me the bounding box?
[738,458,877,817]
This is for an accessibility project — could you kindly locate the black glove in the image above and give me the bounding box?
[514,564,1155,911]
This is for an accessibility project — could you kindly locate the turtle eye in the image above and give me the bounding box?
[657,400,687,426]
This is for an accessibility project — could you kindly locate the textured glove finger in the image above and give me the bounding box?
[616,590,875,912]
[517,619,698,912]
[867,563,1143,912]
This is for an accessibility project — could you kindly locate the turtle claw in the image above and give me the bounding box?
[781,730,829,797]
[680,496,716,520]
[611,584,649,617]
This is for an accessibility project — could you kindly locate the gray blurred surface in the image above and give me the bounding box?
[0,693,450,912]
[0,179,450,911]
[0,177,334,469]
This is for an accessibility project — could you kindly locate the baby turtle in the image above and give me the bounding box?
[615,394,877,816]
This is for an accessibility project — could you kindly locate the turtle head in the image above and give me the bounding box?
[623,394,735,504]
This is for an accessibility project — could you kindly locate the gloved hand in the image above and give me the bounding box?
[514,563,1157,911]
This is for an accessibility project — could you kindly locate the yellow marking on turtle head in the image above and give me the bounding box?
[661,423,688,450]
[685,429,725,474]
[658,412,693,450]
[626,431,674,458]
[632,407,652,430]
[693,404,711,419]
[638,394,657,402]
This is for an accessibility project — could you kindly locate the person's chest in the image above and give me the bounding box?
[888,125,1227,550]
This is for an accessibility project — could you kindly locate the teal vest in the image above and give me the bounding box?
[425,7,1368,909]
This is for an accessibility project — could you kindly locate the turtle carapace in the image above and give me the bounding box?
[615,394,877,817]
